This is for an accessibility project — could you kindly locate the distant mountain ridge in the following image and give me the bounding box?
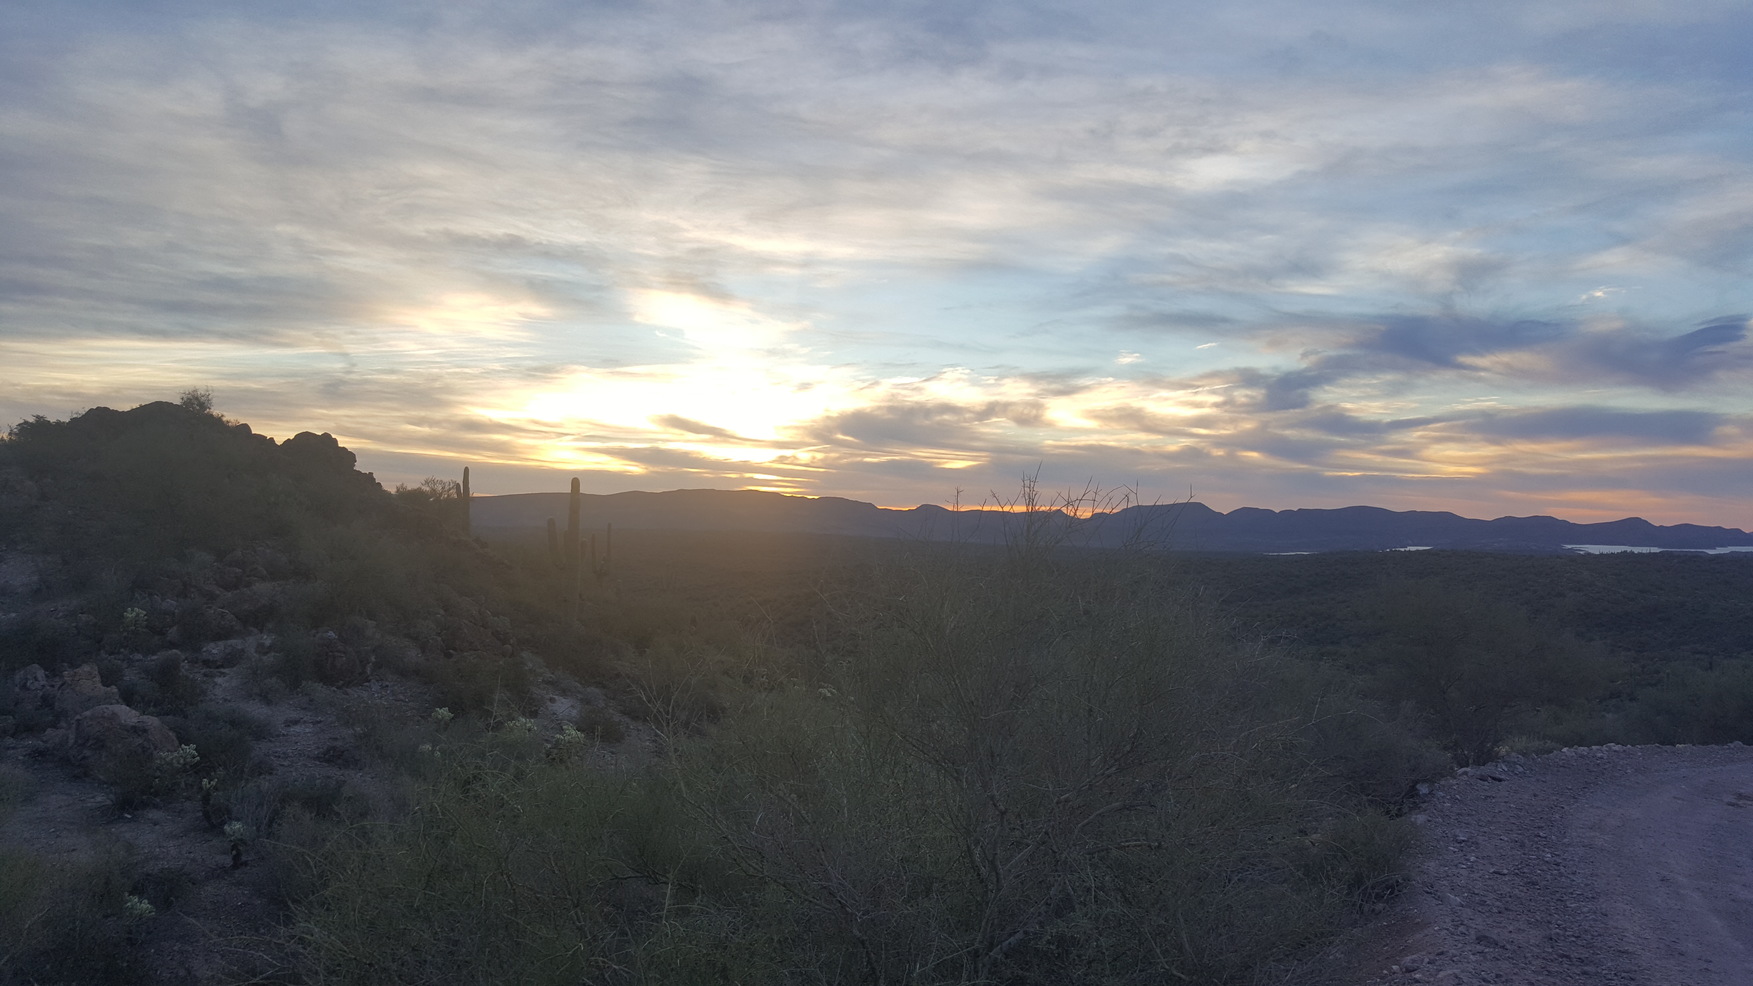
[470,488,1753,554]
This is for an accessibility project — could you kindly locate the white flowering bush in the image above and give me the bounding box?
[546,724,590,763]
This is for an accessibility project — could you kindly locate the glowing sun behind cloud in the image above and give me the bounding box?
[496,361,856,466]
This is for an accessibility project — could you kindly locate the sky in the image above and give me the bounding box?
[2,1,1751,527]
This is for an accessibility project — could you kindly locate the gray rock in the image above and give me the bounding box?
[54,663,121,716]
[68,704,179,783]
[197,635,268,668]
[11,663,48,696]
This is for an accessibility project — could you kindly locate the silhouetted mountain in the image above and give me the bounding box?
[472,488,1753,554]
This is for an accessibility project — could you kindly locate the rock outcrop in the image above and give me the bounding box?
[53,663,121,716]
[68,703,180,783]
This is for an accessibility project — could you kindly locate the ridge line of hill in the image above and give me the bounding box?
[470,488,1753,554]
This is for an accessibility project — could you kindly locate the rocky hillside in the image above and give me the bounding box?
[0,401,640,984]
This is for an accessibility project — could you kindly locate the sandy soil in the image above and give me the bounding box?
[1356,743,1753,986]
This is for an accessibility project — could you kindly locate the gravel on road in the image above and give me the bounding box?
[1359,743,1753,986]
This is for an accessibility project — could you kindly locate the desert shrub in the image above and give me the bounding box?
[300,527,428,625]
[110,742,202,812]
[1295,811,1417,906]
[277,775,369,822]
[0,840,142,985]
[278,546,1409,986]
[212,774,371,843]
[620,635,731,735]
[169,597,240,647]
[1285,668,1450,805]
[280,750,689,986]
[670,548,1405,985]
[521,622,619,683]
[425,651,532,717]
[170,703,273,780]
[1629,659,1753,745]
[123,649,209,716]
[259,622,320,691]
[1357,582,1618,765]
[576,704,627,745]
[0,613,84,677]
[594,597,698,652]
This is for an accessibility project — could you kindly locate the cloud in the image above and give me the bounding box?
[802,398,1046,450]
[1348,314,1569,367]
[650,414,745,440]
[3,1,1753,528]
[1464,406,1726,444]
[1553,317,1751,389]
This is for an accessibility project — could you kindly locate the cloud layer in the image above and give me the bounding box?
[2,0,1751,526]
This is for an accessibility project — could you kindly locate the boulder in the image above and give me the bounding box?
[68,704,179,782]
[197,634,267,669]
[11,663,49,697]
[54,663,120,716]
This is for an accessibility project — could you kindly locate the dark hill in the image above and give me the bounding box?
[1,402,390,562]
[472,488,1753,554]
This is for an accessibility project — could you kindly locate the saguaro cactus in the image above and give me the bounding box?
[566,478,581,569]
[460,466,472,537]
[566,478,583,621]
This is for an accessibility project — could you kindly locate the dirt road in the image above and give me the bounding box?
[1361,744,1753,986]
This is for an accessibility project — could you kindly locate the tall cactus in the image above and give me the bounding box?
[566,478,582,622]
[460,466,472,537]
[566,478,581,570]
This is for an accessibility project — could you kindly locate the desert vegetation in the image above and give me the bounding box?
[0,400,1748,984]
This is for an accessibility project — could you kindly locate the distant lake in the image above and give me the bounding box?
[1565,545,1753,555]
